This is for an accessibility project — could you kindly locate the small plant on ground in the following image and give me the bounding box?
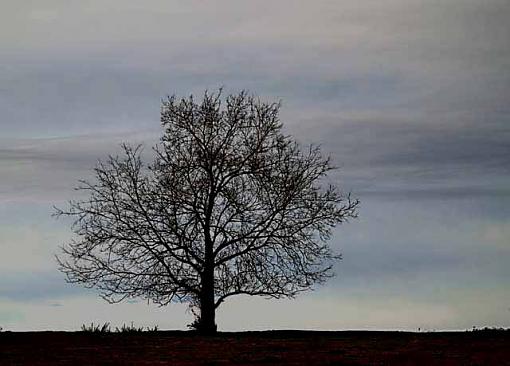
[115,322,144,333]
[471,326,510,333]
[187,314,201,331]
[81,322,111,333]
[80,322,159,333]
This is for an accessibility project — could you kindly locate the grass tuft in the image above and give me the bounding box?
[80,322,159,333]
[81,322,111,333]
[115,322,144,333]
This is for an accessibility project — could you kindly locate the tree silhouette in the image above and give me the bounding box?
[56,90,359,334]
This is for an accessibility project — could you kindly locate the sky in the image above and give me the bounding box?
[1,0,509,331]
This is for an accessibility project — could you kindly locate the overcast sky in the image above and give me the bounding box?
[1,0,509,331]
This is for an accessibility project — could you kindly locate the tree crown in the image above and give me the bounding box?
[56,90,358,321]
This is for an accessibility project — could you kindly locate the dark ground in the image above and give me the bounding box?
[1,330,509,365]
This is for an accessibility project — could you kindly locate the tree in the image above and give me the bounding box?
[56,90,359,334]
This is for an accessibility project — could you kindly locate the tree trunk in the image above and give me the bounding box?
[200,199,217,335]
[198,265,217,335]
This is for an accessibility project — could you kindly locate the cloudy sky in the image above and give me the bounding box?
[1,0,509,331]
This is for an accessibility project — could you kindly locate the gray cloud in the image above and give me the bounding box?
[0,271,86,301]
[0,132,158,203]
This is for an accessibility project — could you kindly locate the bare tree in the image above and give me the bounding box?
[56,90,359,334]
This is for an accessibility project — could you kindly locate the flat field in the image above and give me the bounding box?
[1,330,509,365]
